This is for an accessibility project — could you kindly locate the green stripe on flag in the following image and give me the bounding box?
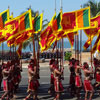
[2,11,7,27]
[83,9,89,27]
[25,13,30,29]
[57,13,61,30]
[34,16,40,31]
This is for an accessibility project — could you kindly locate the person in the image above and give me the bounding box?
[83,62,94,100]
[48,59,55,94]
[68,59,76,96]
[94,62,100,95]
[75,60,83,100]
[53,61,64,100]
[0,63,12,100]
[24,59,39,100]
[0,64,3,90]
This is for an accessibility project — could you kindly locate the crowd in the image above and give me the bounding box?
[0,57,100,100]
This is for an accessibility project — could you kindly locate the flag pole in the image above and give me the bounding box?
[90,34,92,66]
[75,35,76,59]
[29,5,36,62]
[80,5,82,63]
[60,0,64,67]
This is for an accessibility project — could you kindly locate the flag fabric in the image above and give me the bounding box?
[17,43,23,58]
[32,13,43,33]
[39,13,58,52]
[61,7,90,33]
[0,9,9,30]
[40,26,56,51]
[7,31,32,47]
[7,38,15,47]
[91,34,100,53]
[67,32,77,47]
[83,35,94,50]
[52,10,62,32]
[84,15,100,38]
[76,7,90,29]
[2,9,33,41]
[97,40,100,53]
[61,11,77,33]
[15,32,32,45]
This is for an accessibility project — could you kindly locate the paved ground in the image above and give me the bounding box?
[0,61,100,100]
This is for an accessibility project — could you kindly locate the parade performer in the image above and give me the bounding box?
[68,58,76,96]
[83,62,94,100]
[13,59,22,93]
[53,61,64,100]
[0,63,12,100]
[75,60,83,100]
[48,59,55,94]
[94,62,100,95]
[24,59,39,100]
[0,64,3,90]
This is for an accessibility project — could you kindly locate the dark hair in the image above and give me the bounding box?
[49,59,55,65]
[83,62,89,69]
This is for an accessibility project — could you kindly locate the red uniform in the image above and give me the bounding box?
[96,73,100,83]
[54,77,64,92]
[84,80,93,91]
[27,64,38,92]
[28,79,38,92]
[75,75,81,87]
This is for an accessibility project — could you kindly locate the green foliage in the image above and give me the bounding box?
[64,51,72,61]
[83,0,100,17]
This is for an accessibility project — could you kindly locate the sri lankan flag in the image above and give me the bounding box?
[67,32,77,47]
[61,7,90,32]
[52,10,62,32]
[84,15,99,38]
[91,34,100,53]
[0,9,9,30]
[83,35,94,50]
[76,7,90,30]
[3,9,33,41]
[97,40,100,53]
[32,13,43,33]
[17,43,23,58]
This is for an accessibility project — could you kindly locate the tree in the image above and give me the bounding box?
[83,0,100,17]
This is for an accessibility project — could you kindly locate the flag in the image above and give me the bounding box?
[67,32,77,47]
[91,34,100,53]
[0,9,9,30]
[83,36,93,50]
[76,7,90,29]
[17,43,23,58]
[40,26,56,51]
[40,13,58,51]
[15,32,32,45]
[61,7,90,32]
[84,15,100,38]
[97,40,100,53]
[61,11,77,33]
[7,38,15,47]
[32,13,43,33]
[52,10,62,32]
[3,9,33,41]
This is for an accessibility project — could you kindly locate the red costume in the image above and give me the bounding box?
[27,63,39,92]
[75,75,81,87]
[96,73,100,83]
[84,80,93,91]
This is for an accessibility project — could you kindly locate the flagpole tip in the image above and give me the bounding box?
[11,12,13,15]
[8,6,10,9]
[80,5,82,8]
[42,10,44,13]
[29,5,31,9]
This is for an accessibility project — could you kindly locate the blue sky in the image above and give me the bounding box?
[0,0,99,41]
